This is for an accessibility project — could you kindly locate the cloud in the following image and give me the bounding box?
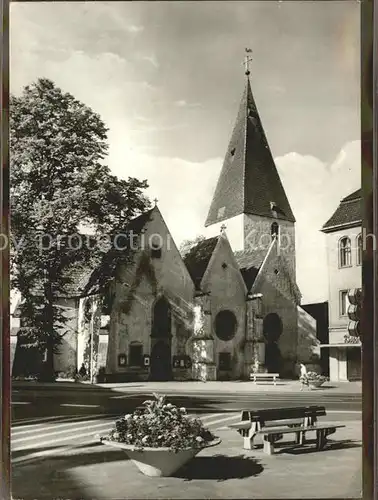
[268,84,286,94]
[107,128,221,245]
[275,140,360,303]
[127,25,144,34]
[141,55,159,68]
[141,81,157,91]
[174,99,201,108]
[134,115,152,123]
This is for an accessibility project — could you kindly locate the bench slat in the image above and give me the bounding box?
[264,419,303,427]
[242,406,326,422]
[257,424,345,435]
[228,421,251,430]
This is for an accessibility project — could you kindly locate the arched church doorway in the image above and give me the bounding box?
[152,296,171,337]
[263,313,283,374]
[150,297,172,381]
[150,340,172,381]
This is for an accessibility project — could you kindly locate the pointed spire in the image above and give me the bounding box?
[205,58,295,227]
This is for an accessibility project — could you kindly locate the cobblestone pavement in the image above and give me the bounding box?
[11,412,362,499]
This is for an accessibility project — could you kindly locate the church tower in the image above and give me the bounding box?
[205,52,296,278]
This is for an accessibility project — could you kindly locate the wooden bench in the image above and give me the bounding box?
[250,373,279,385]
[229,406,326,450]
[257,423,345,455]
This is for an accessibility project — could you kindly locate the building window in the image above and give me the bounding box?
[217,206,226,219]
[151,244,162,259]
[150,236,162,259]
[340,290,349,316]
[218,352,231,370]
[129,343,143,367]
[214,310,237,341]
[271,222,279,240]
[339,237,351,267]
[356,234,362,266]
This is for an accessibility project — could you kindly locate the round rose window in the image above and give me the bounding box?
[214,310,237,341]
[263,313,283,343]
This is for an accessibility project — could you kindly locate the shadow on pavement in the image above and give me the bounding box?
[12,444,70,459]
[12,394,241,426]
[11,413,118,428]
[12,444,130,499]
[305,385,339,390]
[174,454,264,481]
[14,442,129,468]
[277,438,361,455]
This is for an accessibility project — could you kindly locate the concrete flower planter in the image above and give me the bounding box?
[308,379,325,389]
[100,438,221,477]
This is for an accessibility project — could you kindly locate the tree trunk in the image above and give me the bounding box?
[43,336,55,382]
[42,273,56,382]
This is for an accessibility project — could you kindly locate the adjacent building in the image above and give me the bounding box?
[320,189,362,381]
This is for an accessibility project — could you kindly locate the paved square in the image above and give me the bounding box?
[12,421,361,499]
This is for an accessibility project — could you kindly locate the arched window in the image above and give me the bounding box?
[150,235,162,259]
[356,234,362,266]
[214,310,237,341]
[271,222,279,240]
[339,237,352,267]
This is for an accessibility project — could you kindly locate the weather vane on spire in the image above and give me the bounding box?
[244,48,253,76]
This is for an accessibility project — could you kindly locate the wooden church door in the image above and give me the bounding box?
[263,313,283,374]
[150,297,172,381]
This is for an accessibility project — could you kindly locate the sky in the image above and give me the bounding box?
[10,1,361,303]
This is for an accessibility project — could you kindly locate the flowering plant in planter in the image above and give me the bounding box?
[99,394,217,452]
[300,371,328,387]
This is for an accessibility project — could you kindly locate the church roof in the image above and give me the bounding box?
[234,248,268,292]
[234,248,266,270]
[84,208,155,295]
[234,247,267,290]
[321,189,361,232]
[240,266,260,291]
[183,236,219,290]
[123,208,155,234]
[205,76,295,227]
[23,237,99,299]
[24,208,155,299]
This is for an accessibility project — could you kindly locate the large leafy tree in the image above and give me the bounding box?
[10,78,149,380]
[179,235,206,257]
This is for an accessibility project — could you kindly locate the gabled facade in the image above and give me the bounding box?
[186,232,248,380]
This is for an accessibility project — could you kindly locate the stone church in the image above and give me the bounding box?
[12,69,321,382]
